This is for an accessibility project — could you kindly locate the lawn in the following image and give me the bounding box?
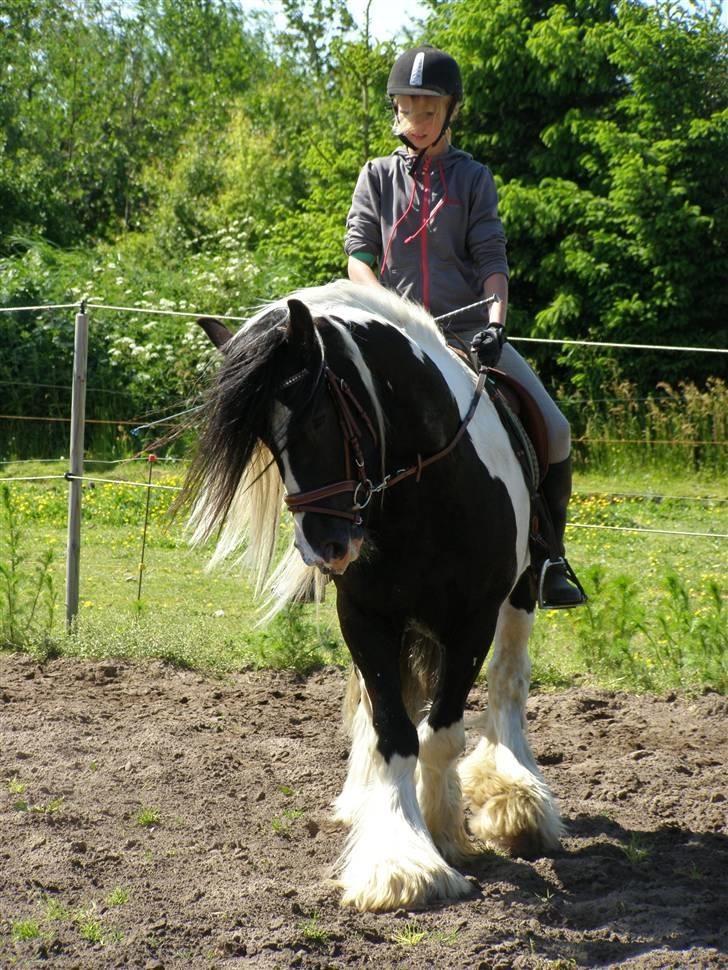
[1,457,726,693]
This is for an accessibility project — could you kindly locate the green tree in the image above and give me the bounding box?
[431,0,728,388]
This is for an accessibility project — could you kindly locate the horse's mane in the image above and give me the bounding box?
[186,281,468,621]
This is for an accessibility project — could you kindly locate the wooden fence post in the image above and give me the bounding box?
[65,306,89,630]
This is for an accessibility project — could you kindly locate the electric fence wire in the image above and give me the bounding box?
[2,472,727,539]
[1,298,726,355]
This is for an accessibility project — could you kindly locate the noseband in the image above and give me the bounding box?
[284,363,487,526]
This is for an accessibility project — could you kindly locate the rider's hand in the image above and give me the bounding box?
[470,325,506,368]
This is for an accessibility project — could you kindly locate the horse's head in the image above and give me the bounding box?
[267,299,371,575]
[191,298,375,578]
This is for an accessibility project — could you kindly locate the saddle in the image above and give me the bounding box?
[449,348,561,579]
[450,343,549,494]
[483,368,549,493]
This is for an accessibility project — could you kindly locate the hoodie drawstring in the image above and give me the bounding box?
[380,169,419,274]
[382,157,452,270]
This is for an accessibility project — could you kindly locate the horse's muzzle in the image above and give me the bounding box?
[295,532,363,575]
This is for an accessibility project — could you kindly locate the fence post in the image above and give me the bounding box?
[65,305,89,630]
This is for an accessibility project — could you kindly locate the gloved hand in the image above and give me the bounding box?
[470,325,506,369]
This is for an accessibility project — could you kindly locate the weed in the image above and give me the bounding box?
[621,832,652,865]
[135,807,161,828]
[431,928,460,945]
[271,807,304,837]
[105,887,131,907]
[77,913,105,944]
[300,910,329,944]
[688,864,704,881]
[0,485,57,650]
[11,918,41,942]
[250,603,344,674]
[392,920,428,946]
[13,795,64,816]
[7,776,26,795]
[44,897,70,921]
[38,796,65,816]
[535,886,557,905]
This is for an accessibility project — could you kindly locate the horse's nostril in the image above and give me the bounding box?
[324,541,347,563]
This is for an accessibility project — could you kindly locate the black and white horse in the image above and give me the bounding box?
[184,280,563,912]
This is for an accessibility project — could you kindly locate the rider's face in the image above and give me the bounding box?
[394,95,450,148]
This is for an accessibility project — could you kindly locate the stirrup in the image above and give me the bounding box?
[538,557,588,610]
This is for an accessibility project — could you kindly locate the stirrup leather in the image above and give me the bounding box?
[538,556,588,610]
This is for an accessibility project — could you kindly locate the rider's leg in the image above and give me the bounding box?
[491,344,586,607]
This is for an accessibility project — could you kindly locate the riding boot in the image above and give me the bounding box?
[538,456,587,609]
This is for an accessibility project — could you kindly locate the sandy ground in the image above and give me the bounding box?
[0,653,726,969]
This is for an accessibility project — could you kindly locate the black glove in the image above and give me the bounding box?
[470,326,506,369]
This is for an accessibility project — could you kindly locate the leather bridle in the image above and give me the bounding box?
[284,364,487,526]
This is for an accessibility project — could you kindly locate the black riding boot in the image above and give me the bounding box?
[538,456,587,609]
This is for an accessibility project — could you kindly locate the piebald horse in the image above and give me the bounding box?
[184,280,563,912]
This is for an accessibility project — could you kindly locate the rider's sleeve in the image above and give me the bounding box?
[467,166,509,287]
[344,163,383,261]
[350,252,377,266]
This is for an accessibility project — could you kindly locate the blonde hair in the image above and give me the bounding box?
[391,94,459,141]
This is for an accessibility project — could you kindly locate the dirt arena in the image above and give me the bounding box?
[1,653,726,969]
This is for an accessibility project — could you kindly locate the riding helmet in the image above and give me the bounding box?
[386,45,463,102]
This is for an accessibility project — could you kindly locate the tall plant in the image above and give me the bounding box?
[0,486,57,650]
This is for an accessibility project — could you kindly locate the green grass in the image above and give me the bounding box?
[135,807,161,829]
[0,459,725,693]
[10,919,41,943]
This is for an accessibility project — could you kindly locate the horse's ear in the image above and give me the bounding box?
[285,299,317,353]
[197,316,233,351]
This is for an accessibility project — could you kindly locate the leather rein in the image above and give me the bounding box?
[284,364,487,526]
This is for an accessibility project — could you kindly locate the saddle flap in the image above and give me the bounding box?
[487,369,550,486]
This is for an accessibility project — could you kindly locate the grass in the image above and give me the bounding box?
[621,833,652,865]
[392,920,429,946]
[135,807,161,828]
[10,919,41,943]
[299,910,329,944]
[0,458,725,693]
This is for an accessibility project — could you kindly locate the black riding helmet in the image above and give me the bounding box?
[387,45,463,156]
[387,45,463,101]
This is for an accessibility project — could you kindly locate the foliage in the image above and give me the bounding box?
[1,0,727,459]
[432,0,728,389]
[562,376,728,475]
[0,485,57,650]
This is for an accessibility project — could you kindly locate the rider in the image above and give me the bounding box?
[344,44,586,608]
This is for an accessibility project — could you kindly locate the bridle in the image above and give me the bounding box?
[284,362,487,526]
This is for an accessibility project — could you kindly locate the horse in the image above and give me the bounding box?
[183,279,563,912]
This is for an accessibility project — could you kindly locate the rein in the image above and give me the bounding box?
[284,365,487,526]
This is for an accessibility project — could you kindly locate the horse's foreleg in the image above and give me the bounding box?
[459,575,564,856]
[416,618,496,865]
[332,604,471,912]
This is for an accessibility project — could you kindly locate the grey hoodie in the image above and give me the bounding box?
[344,146,508,330]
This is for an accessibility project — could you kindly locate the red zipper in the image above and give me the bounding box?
[421,160,431,309]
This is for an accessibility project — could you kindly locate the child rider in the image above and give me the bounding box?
[344,44,586,608]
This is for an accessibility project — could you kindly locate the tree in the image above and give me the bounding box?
[429,0,728,387]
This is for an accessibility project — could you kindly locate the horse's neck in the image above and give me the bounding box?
[360,338,462,458]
